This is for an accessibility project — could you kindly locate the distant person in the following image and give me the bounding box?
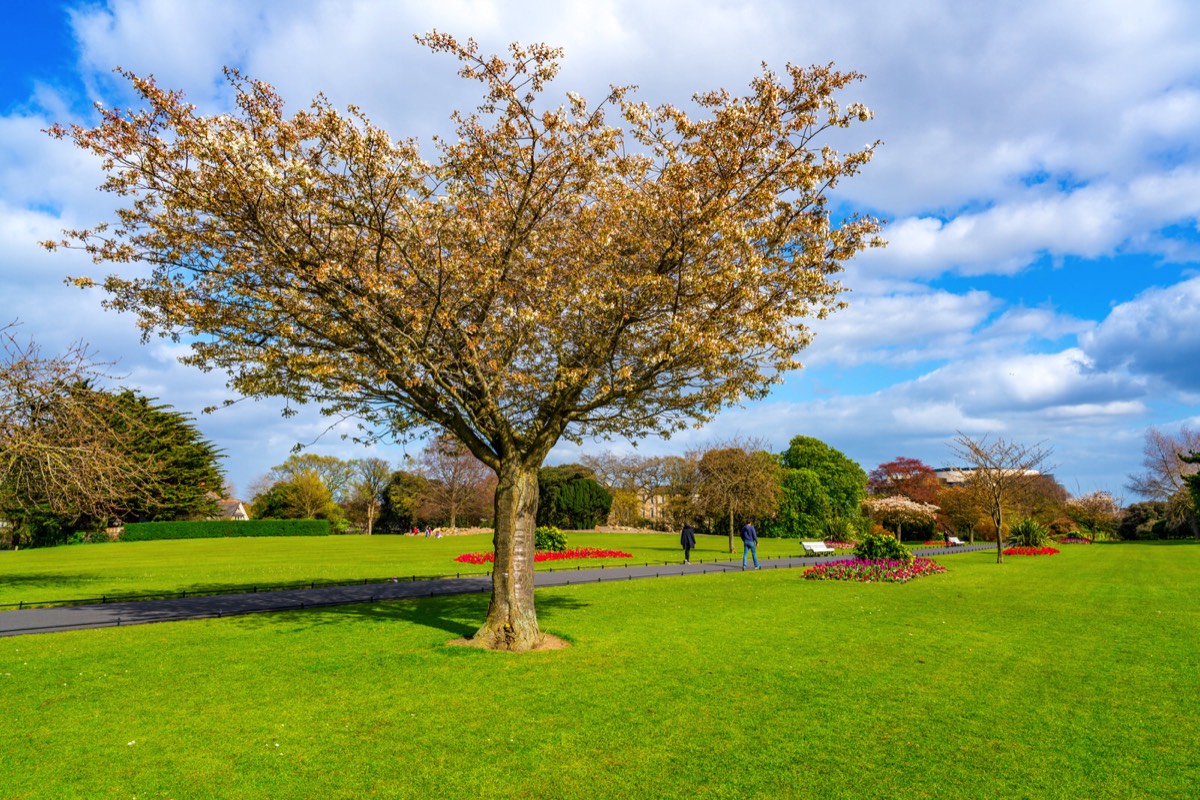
[411,526,419,536]
[740,521,760,570]
[680,523,696,564]
[425,526,431,538]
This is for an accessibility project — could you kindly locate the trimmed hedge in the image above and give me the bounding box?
[121,519,331,541]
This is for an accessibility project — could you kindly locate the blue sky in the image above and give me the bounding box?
[3,0,1199,500]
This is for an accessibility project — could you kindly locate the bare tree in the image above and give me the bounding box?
[949,433,1053,563]
[1127,426,1200,500]
[0,325,155,537]
[580,451,670,526]
[418,433,492,532]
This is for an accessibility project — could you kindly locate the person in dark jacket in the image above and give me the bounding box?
[680,523,696,564]
[740,521,760,570]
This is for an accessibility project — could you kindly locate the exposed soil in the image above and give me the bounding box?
[447,633,570,651]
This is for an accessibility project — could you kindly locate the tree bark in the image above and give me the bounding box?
[993,509,1004,564]
[470,458,542,651]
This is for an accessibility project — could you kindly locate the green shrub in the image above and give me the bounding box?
[66,530,113,545]
[1009,518,1050,547]
[853,533,913,563]
[535,525,567,552]
[122,519,331,541]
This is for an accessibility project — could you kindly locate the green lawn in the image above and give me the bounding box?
[0,532,809,608]
[2,542,1197,798]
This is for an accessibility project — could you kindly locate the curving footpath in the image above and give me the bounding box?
[0,544,993,637]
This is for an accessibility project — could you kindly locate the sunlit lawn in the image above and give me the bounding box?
[1,542,1197,798]
[0,531,810,607]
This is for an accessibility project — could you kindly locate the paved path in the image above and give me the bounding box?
[0,545,993,637]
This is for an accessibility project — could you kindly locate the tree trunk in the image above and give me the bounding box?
[993,510,1004,563]
[728,506,735,554]
[366,502,375,536]
[470,458,542,651]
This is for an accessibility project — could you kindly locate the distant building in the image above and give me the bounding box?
[207,493,250,521]
[935,467,1044,486]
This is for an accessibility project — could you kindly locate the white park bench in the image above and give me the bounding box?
[947,536,965,546]
[802,540,837,556]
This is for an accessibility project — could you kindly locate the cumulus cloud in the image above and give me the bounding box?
[803,289,997,367]
[1080,275,1200,391]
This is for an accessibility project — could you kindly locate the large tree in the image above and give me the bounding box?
[949,433,1053,563]
[48,34,881,650]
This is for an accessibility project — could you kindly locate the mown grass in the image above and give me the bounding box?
[1,541,1197,798]
[0,532,807,607]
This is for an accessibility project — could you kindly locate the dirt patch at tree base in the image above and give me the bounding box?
[447,633,570,651]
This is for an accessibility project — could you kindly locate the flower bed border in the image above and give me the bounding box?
[455,547,634,565]
[802,556,947,583]
[1003,546,1060,556]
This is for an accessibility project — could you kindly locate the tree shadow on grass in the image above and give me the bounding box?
[0,574,107,606]
[226,590,591,641]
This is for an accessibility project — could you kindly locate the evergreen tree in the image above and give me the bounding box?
[105,390,224,522]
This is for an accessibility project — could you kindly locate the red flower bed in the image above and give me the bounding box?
[1002,546,1060,556]
[803,557,947,584]
[454,547,634,565]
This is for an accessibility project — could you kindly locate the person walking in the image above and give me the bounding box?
[740,520,760,570]
[680,522,696,564]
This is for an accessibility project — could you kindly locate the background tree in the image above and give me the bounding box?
[778,435,868,531]
[536,464,612,530]
[1126,426,1200,500]
[104,389,224,522]
[1064,490,1122,540]
[1010,473,1070,535]
[250,466,345,528]
[764,467,831,540]
[346,456,391,535]
[48,34,881,650]
[867,456,939,504]
[418,433,492,532]
[377,468,428,533]
[937,483,986,544]
[695,443,782,552]
[862,495,939,541]
[580,451,667,527]
[1,329,143,543]
[1182,452,1200,524]
[270,454,357,504]
[949,433,1053,563]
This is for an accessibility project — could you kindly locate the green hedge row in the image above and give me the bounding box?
[121,519,331,541]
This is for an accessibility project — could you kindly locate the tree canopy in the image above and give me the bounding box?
[48,33,881,650]
[779,435,867,520]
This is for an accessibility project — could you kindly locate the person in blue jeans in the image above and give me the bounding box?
[740,521,760,570]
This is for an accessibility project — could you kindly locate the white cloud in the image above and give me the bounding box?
[1080,275,1200,391]
[804,289,997,367]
